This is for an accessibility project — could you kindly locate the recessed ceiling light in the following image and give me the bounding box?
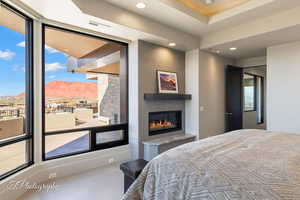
[205,0,214,4]
[136,2,146,9]
[168,42,176,47]
[230,47,237,51]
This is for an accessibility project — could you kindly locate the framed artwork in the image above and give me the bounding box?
[157,70,178,94]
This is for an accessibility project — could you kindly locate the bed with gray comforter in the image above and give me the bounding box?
[121,129,300,200]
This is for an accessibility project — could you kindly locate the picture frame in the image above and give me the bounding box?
[157,70,178,94]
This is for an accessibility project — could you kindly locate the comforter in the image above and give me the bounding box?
[122,130,300,200]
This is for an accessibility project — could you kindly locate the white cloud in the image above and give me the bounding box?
[48,75,56,79]
[45,45,59,53]
[0,50,15,60]
[45,62,65,72]
[12,65,25,72]
[17,41,59,54]
[12,65,19,71]
[17,41,26,47]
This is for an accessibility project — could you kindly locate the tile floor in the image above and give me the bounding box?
[17,163,124,200]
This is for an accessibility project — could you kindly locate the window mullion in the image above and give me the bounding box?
[33,20,43,164]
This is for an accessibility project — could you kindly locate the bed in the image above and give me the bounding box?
[121,129,300,200]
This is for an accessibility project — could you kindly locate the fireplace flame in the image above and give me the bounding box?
[149,120,175,130]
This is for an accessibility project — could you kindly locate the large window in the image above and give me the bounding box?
[42,25,128,160]
[0,2,33,180]
[243,73,264,124]
[243,74,256,112]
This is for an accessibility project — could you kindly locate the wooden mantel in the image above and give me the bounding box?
[144,93,192,101]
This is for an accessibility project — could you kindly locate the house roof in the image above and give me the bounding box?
[0,6,107,59]
[0,5,25,34]
[44,27,108,58]
[1,5,121,75]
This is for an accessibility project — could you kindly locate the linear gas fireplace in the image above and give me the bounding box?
[149,111,182,136]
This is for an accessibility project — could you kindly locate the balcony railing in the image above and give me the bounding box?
[42,123,128,160]
[0,108,25,119]
[46,104,97,114]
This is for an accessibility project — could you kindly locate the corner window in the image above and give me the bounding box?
[0,2,33,180]
[42,25,128,160]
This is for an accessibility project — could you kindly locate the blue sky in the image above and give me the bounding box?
[0,25,93,96]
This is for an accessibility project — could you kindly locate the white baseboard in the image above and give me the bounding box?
[0,145,130,200]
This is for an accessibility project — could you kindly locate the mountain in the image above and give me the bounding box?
[18,81,98,99]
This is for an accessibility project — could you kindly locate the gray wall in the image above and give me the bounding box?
[198,51,234,138]
[243,66,267,129]
[236,56,267,68]
[267,41,300,133]
[131,40,186,158]
[186,50,235,139]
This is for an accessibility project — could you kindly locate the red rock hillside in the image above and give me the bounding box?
[18,81,98,99]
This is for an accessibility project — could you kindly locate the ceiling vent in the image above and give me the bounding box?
[88,20,111,28]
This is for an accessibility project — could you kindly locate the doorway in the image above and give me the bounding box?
[226,65,266,132]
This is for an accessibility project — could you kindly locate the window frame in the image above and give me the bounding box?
[256,75,264,124]
[41,24,129,161]
[0,1,34,180]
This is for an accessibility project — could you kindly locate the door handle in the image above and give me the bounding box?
[225,113,233,115]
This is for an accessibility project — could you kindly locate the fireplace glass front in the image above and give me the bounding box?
[148,111,182,136]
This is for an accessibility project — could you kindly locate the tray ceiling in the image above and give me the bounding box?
[176,0,250,16]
